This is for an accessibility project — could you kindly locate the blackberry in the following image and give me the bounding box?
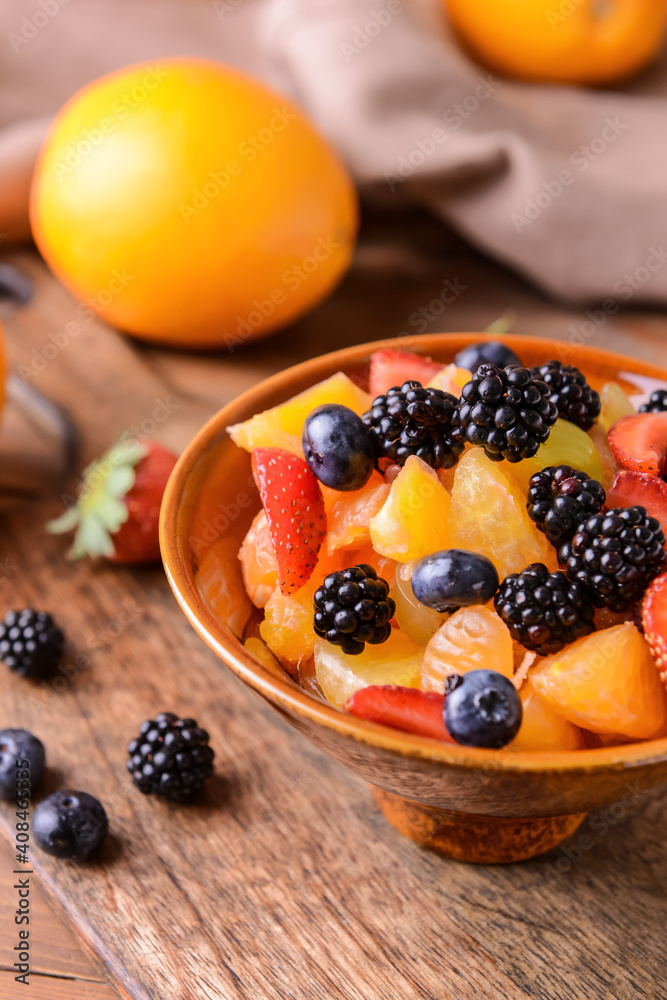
[127,712,215,802]
[314,564,395,655]
[530,360,600,431]
[495,563,596,655]
[527,465,606,547]
[559,507,666,612]
[0,610,64,679]
[362,380,463,471]
[457,364,557,463]
[34,790,108,861]
[639,389,667,413]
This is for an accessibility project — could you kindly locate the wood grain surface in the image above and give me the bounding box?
[1,211,666,1000]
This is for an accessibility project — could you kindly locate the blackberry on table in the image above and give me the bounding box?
[127,712,215,802]
[639,389,667,413]
[494,563,596,655]
[314,564,395,655]
[527,465,606,547]
[530,360,601,431]
[362,380,464,471]
[559,507,666,612]
[0,610,64,679]
[457,364,558,463]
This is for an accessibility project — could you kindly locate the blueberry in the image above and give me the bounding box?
[443,670,522,748]
[0,729,45,800]
[34,790,108,861]
[455,341,522,375]
[303,404,374,491]
[411,549,499,612]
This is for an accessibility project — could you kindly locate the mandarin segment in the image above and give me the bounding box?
[238,510,279,608]
[228,372,371,454]
[369,455,452,563]
[314,630,424,708]
[449,448,557,578]
[322,473,390,554]
[511,678,584,752]
[531,623,667,741]
[421,605,514,692]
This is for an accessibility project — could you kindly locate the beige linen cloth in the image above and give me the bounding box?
[2,0,667,305]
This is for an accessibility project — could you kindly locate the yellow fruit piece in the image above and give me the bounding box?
[369,456,452,563]
[588,424,617,490]
[421,604,514,691]
[506,419,603,493]
[599,381,636,434]
[429,363,471,395]
[314,630,424,708]
[228,372,371,454]
[322,472,390,554]
[511,678,584,752]
[238,510,279,608]
[243,637,286,681]
[392,562,449,646]
[531,623,667,741]
[449,448,557,578]
[259,549,342,669]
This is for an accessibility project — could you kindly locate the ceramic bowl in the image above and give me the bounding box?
[160,334,667,863]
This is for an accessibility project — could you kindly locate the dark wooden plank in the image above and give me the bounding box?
[0,216,667,1000]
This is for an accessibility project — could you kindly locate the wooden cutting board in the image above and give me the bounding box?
[1,227,667,1000]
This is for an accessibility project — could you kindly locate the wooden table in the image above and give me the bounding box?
[1,210,667,1000]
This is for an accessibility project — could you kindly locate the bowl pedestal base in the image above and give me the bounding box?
[371,788,587,864]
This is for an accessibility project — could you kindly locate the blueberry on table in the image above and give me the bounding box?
[34,790,108,860]
[411,549,499,613]
[443,670,522,748]
[0,729,45,800]
[455,340,522,374]
[302,403,374,491]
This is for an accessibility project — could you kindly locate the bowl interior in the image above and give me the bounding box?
[161,333,667,817]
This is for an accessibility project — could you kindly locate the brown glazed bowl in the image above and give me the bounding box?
[160,334,667,863]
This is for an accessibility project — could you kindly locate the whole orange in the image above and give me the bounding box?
[445,0,667,85]
[30,59,358,348]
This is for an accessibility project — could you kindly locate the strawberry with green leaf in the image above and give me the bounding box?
[47,438,177,564]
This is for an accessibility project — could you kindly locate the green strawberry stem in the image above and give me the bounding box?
[46,438,147,559]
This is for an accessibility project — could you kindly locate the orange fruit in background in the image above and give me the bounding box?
[445,0,667,85]
[0,320,5,415]
[30,59,358,348]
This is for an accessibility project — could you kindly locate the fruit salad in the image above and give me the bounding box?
[227,342,667,751]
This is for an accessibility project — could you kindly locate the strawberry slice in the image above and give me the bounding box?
[608,412,667,477]
[252,447,326,595]
[606,470,667,544]
[46,438,178,564]
[345,684,454,742]
[642,572,667,689]
[369,349,443,398]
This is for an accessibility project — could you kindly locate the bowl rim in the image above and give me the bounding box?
[160,332,667,776]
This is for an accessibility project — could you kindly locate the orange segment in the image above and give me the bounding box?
[511,678,584,751]
[228,372,371,454]
[421,604,514,692]
[531,623,667,741]
[314,630,424,708]
[238,510,279,608]
[259,548,342,670]
[322,472,390,554]
[449,448,556,578]
[369,455,452,563]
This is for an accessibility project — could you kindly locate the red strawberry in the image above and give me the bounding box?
[345,685,454,742]
[46,438,178,564]
[369,349,443,398]
[252,447,326,595]
[642,572,667,689]
[608,412,667,477]
[606,470,667,544]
